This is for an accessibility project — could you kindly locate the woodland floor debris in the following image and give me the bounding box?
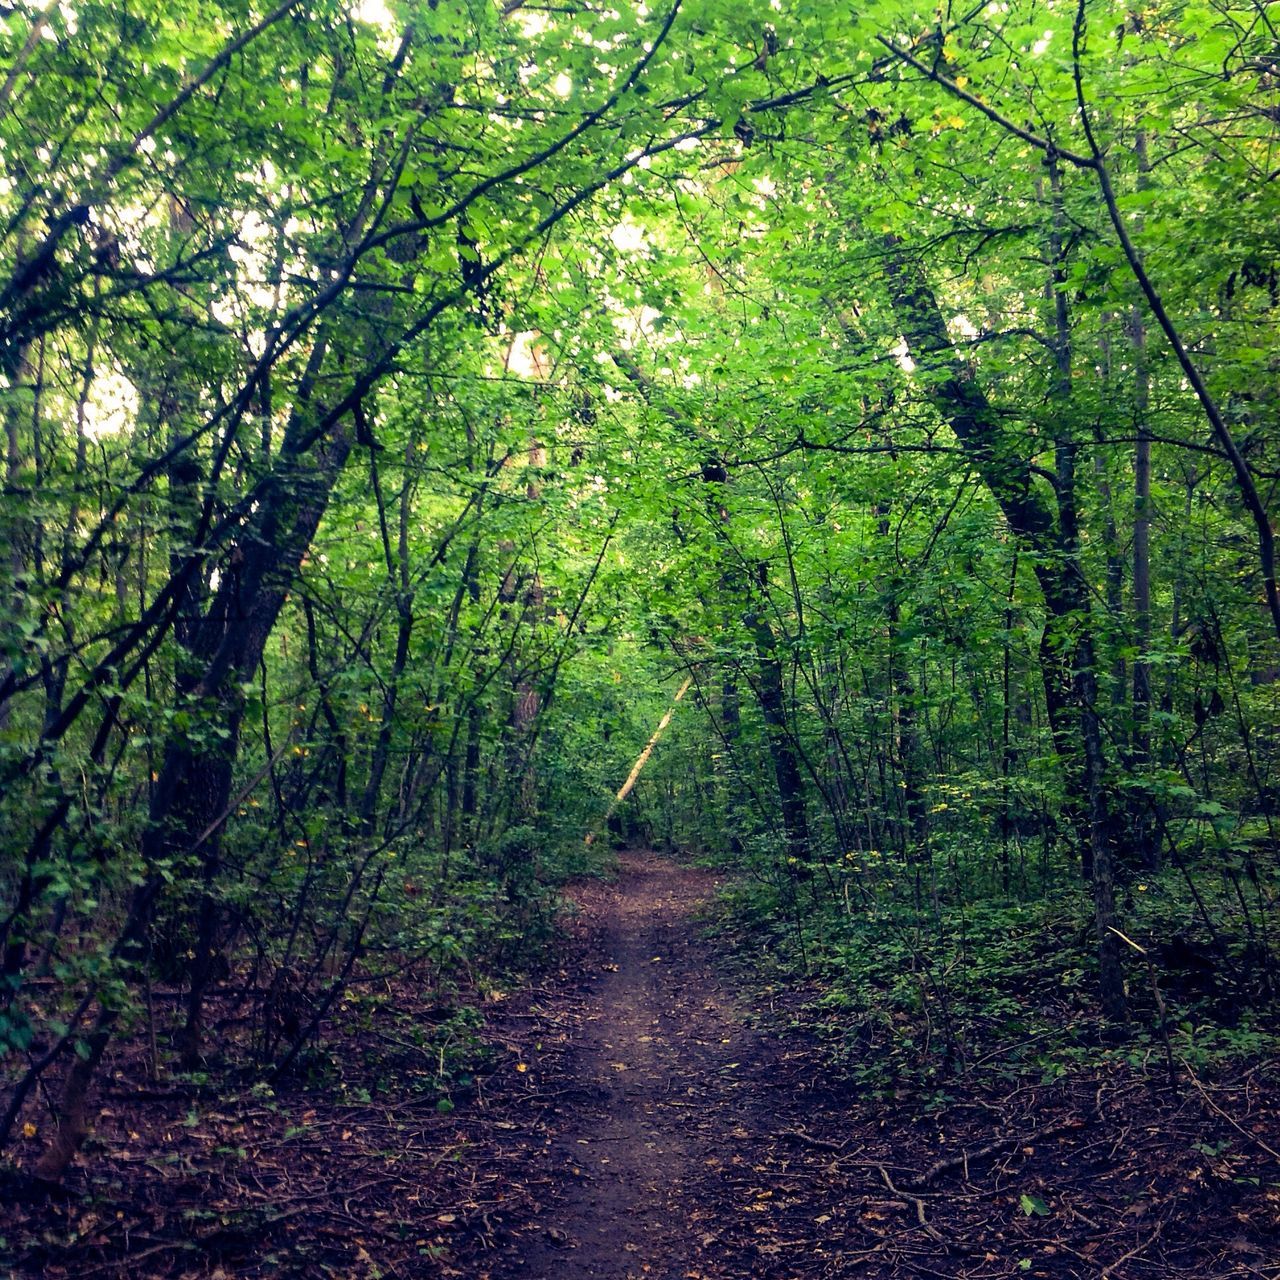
[4,852,1279,1278]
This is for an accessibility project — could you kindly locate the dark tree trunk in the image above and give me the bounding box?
[743,565,811,871]
[160,415,354,1069]
[885,239,1125,1019]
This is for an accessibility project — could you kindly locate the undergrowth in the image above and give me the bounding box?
[709,844,1280,1098]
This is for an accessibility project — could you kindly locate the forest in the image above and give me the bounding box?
[1,0,1279,1275]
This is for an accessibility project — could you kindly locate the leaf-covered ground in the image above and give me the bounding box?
[4,852,1279,1278]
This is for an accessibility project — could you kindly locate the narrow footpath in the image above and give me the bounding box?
[494,850,775,1279]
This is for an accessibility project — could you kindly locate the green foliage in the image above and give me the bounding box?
[1,0,1279,1174]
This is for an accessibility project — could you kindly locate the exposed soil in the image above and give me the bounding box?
[487,849,779,1280]
[4,850,1279,1279]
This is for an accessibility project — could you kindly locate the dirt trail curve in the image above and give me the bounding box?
[492,850,776,1280]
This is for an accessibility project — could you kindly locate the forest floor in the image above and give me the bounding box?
[4,850,1280,1278]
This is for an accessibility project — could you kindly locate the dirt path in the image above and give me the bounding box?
[494,850,770,1280]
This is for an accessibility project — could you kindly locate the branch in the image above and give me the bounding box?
[874,33,1096,169]
[1071,0,1280,644]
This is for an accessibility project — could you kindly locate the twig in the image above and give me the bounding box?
[1108,927,1179,1095]
[1100,1222,1163,1278]
[1181,1058,1280,1163]
[913,1116,1087,1188]
[780,1127,848,1153]
[877,1165,947,1245]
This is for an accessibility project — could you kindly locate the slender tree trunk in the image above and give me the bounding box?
[1000,549,1019,893]
[1130,130,1157,867]
[876,500,926,870]
[742,564,811,871]
[717,673,745,853]
[359,434,415,833]
[886,236,1125,1018]
[1045,160,1124,1016]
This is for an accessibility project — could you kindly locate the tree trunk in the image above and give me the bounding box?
[743,566,811,871]
[166,415,354,1068]
[886,237,1125,1018]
